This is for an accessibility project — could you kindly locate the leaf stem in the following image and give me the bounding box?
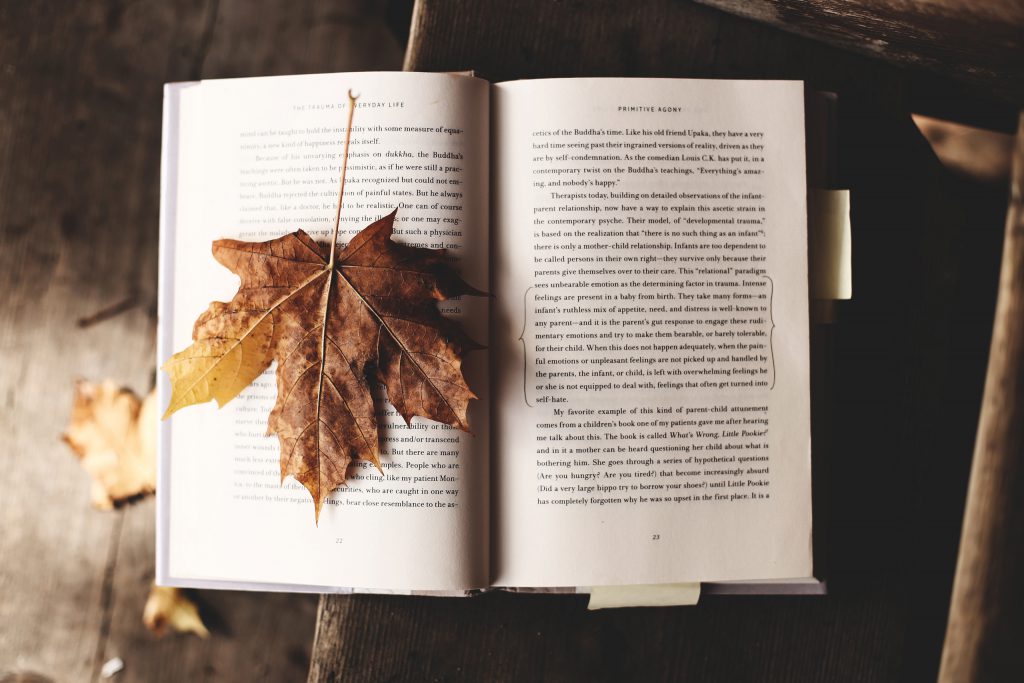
[327,90,359,269]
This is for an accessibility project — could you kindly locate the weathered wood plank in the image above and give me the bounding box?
[0,1,196,677]
[693,0,1024,108]
[405,0,1018,131]
[201,0,404,77]
[310,590,904,682]
[0,1,401,681]
[940,114,1024,682]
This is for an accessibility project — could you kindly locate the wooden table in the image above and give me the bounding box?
[0,2,403,681]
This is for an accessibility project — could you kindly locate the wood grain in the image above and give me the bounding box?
[310,590,904,682]
[0,2,401,681]
[693,0,1024,108]
[405,0,1018,132]
[940,114,1024,682]
[0,3,194,678]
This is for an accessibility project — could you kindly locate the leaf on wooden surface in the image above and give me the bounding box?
[162,210,483,519]
[62,380,156,509]
[143,585,209,638]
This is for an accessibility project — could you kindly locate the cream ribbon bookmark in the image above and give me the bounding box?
[808,189,852,300]
[587,583,701,609]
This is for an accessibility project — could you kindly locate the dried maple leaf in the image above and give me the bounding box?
[162,210,483,519]
[143,585,209,638]
[63,380,156,509]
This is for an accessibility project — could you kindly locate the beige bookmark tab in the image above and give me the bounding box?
[808,189,852,300]
[587,583,701,610]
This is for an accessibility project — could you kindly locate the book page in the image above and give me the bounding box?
[158,72,490,591]
[491,78,811,587]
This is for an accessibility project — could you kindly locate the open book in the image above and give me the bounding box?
[157,72,816,596]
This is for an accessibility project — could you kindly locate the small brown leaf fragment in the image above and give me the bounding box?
[162,210,484,519]
[62,380,156,509]
[143,585,209,638]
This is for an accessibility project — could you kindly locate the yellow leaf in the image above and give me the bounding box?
[62,380,156,509]
[161,297,278,418]
[143,585,209,638]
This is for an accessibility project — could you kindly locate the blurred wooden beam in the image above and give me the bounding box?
[940,113,1024,681]
[405,0,1019,131]
[693,1,1024,110]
